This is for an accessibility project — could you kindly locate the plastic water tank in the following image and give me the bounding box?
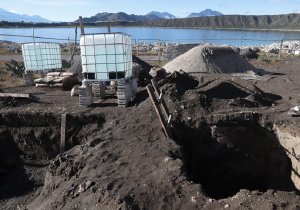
[80,33,132,81]
[22,42,62,72]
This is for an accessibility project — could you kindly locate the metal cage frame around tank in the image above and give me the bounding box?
[80,32,133,82]
[21,42,62,72]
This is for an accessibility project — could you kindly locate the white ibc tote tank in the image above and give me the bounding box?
[21,42,62,72]
[80,33,132,81]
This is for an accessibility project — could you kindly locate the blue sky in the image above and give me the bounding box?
[0,0,299,21]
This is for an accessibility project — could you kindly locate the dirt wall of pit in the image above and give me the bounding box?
[172,110,300,198]
[0,112,105,159]
[274,125,300,190]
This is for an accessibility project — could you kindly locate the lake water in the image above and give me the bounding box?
[0,27,300,46]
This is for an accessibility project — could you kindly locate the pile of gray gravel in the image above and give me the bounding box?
[163,45,256,74]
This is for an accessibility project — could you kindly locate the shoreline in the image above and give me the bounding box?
[0,40,299,58]
[0,25,300,32]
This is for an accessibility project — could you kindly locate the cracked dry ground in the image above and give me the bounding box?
[1,57,300,209]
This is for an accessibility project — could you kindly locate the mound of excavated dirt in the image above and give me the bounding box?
[163,45,257,74]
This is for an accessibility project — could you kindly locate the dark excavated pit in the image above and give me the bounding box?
[175,119,299,199]
[0,112,105,199]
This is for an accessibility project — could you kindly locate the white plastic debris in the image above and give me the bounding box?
[293,106,300,112]
[288,106,300,116]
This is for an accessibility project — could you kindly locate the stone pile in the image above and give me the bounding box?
[260,41,300,55]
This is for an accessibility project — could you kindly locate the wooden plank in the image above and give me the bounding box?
[132,55,153,74]
[151,79,170,119]
[60,113,67,154]
[146,85,173,139]
[0,93,30,98]
[151,79,160,98]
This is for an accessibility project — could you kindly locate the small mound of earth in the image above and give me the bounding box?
[200,82,250,99]
[198,81,282,108]
[161,74,282,117]
[163,45,257,74]
[166,71,199,90]
[160,71,200,100]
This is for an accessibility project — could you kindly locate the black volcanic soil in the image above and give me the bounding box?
[1,57,300,209]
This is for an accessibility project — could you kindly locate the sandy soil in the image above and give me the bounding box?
[0,55,300,210]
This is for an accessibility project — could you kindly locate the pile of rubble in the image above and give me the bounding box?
[132,42,177,53]
[34,71,79,90]
[260,41,300,55]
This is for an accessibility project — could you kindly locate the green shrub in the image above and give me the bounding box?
[5,60,25,78]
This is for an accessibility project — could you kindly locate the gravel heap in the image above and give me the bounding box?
[163,45,257,74]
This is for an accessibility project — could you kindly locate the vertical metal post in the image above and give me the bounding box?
[137,39,140,56]
[158,39,161,63]
[278,36,284,60]
[107,22,111,33]
[68,35,71,61]
[79,16,85,35]
[241,35,243,48]
[32,27,35,43]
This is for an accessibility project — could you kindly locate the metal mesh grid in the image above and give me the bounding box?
[21,42,62,72]
[80,33,132,81]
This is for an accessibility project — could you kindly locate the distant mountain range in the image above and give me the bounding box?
[80,9,223,22]
[147,11,176,19]
[0,7,224,23]
[0,8,51,23]
[81,12,163,23]
[2,7,298,31]
[132,13,300,30]
[188,9,223,18]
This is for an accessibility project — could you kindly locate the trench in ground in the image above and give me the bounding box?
[0,112,105,199]
[175,119,299,199]
[1,111,299,201]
